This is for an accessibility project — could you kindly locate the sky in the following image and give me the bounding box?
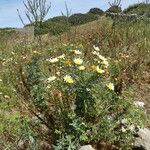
[0,0,143,28]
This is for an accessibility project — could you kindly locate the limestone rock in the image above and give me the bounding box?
[134,128,150,150]
[79,145,96,150]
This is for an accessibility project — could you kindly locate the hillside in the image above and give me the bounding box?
[1,2,150,36]
[0,2,150,150]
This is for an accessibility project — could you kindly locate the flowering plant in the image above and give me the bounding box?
[43,45,146,149]
[17,44,146,150]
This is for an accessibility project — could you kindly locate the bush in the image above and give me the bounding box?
[35,27,49,35]
[17,45,146,149]
[123,3,150,15]
[145,11,150,18]
[106,5,122,13]
[88,8,104,16]
[68,13,98,25]
[48,16,69,24]
[36,21,70,35]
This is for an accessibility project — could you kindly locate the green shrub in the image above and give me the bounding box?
[35,27,49,35]
[106,5,122,13]
[48,16,69,24]
[68,13,98,25]
[47,22,70,35]
[26,16,70,36]
[36,21,70,35]
[88,8,104,16]
[123,3,150,15]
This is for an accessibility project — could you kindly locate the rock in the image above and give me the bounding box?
[134,128,150,150]
[79,145,96,150]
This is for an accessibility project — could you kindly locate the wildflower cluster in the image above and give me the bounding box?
[45,46,115,91]
[43,45,146,149]
[14,44,146,150]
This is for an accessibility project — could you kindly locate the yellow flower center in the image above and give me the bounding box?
[106,83,114,90]
[90,65,96,71]
[78,66,85,70]
[74,50,82,55]
[64,59,72,65]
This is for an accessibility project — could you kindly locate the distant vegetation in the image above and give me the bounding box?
[47,16,68,24]
[124,2,150,16]
[68,13,98,25]
[88,8,104,16]
[37,20,70,35]
[27,2,150,35]
[1,2,150,36]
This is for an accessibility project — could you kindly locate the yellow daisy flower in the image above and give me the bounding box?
[106,83,114,90]
[47,76,56,82]
[78,66,85,70]
[74,50,82,55]
[64,75,74,84]
[73,58,83,65]
[96,66,105,74]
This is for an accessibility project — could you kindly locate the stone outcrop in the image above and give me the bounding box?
[133,128,150,150]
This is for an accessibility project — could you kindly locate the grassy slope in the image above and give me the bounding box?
[43,16,150,117]
[0,15,150,149]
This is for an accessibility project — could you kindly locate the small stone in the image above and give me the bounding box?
[79,145,96,150]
